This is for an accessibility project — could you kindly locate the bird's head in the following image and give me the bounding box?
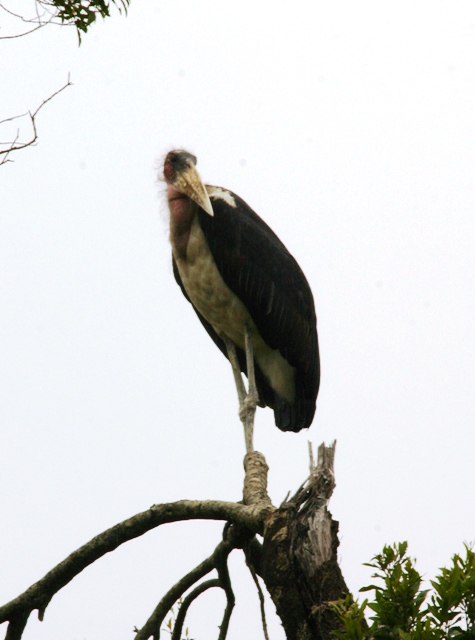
[163,150,214,217]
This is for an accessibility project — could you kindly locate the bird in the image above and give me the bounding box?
[164,149,320,452]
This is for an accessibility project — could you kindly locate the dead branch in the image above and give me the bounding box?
[135,530,236,640]
[0,498,265,638]
[0,1,63,38]
[218,591,234,640]
[136,520,257,639]
[0,443,350,640]
[170,579,221,640]
[253,441,350,640]
[0,75,72,165]
[246,560,270,640]
[214,535,235,640]
[0,1,129,43]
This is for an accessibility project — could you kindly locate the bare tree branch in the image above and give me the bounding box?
[246,561,269,640]
[217,591,234,640]
[0,112,29,127]
[4,611,29,640]
[214,540,235,640]
[170,580,221,640]
[243,536,263,578]
[0,1,127,42]
[0,444,350,640]
[0,499,267,636]
[0,2,64,39]
[0,75,72,165]
[257,440,351,640]
[136,544,227,640]
[1,3,52,24]
[0,22,44,38]
[30,75,72,119]
[136,521,257,640]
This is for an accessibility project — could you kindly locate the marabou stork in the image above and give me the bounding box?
[164,150,320,452]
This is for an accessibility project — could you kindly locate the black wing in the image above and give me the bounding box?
[196,187,320,432]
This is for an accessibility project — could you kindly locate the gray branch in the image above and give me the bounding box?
[256,440,351,640]
[136,520,257,640]
[0,498,264,636]
[0,444,350,640]
[135,533,236,640]
[246,559,270,640]
[170,579,221,640]
[0,76,72,165]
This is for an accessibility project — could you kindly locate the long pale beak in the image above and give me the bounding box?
[173,163,214,217]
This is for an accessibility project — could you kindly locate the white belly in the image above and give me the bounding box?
[174,216,296,401]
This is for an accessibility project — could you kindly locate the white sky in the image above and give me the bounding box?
[1,1,475,639]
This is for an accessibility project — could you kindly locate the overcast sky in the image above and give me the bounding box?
[1,1,475,639]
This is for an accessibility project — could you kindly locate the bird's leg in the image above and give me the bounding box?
[242,324,259,453]
[223,336,246,408]
[244,324,259,406]
[223,330,258,454]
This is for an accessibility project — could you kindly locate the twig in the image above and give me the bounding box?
[0,2,64,39]
[0,22,44,38]
[214,540,234,597]
[246,562,269,640]
[217,591,234,640]
[1,3,49,22]
[243,536,263,578]
[170,579,220,640]
[31,73,73,119]
[0,111,29,126]
[0,129,20,165]
[136,550,219,640]
[215,542,235,640]
[136,523,248,640]
[0,75,72,165]
[308,440,315,474]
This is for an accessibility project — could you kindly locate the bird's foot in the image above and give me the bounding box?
[239,393,258,453]
[239,393,257,423]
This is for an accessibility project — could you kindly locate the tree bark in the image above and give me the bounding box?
[0,442,351,640]
[255,442,350,640]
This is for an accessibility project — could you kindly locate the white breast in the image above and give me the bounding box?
[175,216,251,348]
[174,214,296,402]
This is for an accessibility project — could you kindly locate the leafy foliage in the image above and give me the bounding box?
[331,543,475,640]
[41,0,129,41]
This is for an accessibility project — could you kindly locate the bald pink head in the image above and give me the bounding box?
[163,149,214,218]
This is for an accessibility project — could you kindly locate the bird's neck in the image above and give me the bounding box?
[167,185,197,260]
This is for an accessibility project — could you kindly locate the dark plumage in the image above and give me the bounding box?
[165,150,320,434]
